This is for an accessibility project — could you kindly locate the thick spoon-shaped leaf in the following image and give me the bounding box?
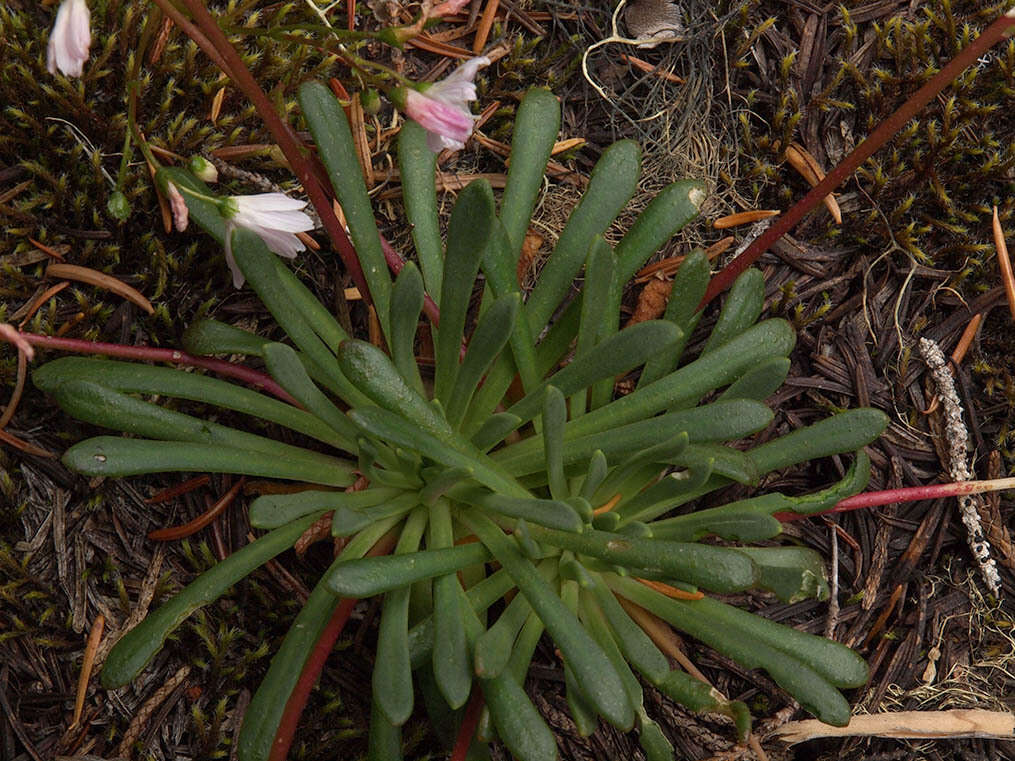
[445,293,520,430]
[461,510,636,730]
[428,499,472,709]
[33,357,344,448]
[637,248,709,388]
[390,262,427,397]
[505,320,681,426]
[338,339,454,440]
[499,88,561,258]
[735,547,830,603]
[748,409,888,476]
[530,525,757,593]
[238,517,401,761]
[181,317,272,357]
[398,121,444,299]
[480,671,557,761]
[525,140,641,331]
[102,513,320,688]
[325,542,490,597]
[574,236,616,415]
[701,268,765,355]
[230,227,368,406]
[50,380,349,471]
[474,584,533,678]
[348,406,529,498]
[262,342,359,448]
[717,356,790,402]
[249,487,405,529]
[374,507,428,725]
[496,398,772,477]
[63,437,354,487]
[299,81,391,337]
[541,386,568,500]
[435,180,495,403]
[609,575,858,726]
[465,491,584,533]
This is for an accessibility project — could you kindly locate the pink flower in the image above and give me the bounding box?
[223,193,315,288]
[404,56,490,152]
[429,0,469,18]
[166,183,189,232]
[46,0,91,78]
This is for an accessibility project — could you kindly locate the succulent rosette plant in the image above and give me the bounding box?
[33,86,887,761]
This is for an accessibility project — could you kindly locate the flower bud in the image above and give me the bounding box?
[106,191,130,222]
[187,155,219,183]
[360,88,382,115]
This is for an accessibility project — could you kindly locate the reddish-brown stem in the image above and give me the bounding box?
[268,597,358,761]
[268,531,399,761]
[18,332,298,405]
[148,0,235,77]
[174,0,375,309]
[148,477,245,541]
[776,476,1015,522]
[701,11,1015,308]
[450,689,485,761]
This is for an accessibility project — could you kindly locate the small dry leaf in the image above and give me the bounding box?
[517,230,543,286]
[626,277,672,326]
[785,142,842,224]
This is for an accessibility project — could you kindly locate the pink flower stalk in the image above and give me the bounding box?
[222,193,315,288]
[166,182,189,232]
[0,324,35,361]
[46,0,91,77]
[404,56,490,152]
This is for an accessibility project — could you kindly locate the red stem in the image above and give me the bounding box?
[175,0,375,308]
[776,476,1015,522]
[450,689,485,761]
[20,332,299,405]
[700,11,1015,308]
[268,531,398,761]
[268,597,358,761]
[174,0,444,327]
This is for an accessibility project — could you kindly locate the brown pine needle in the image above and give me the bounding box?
[28,237,67,261]
[0,427,56,458]
[616,596,712,684]
[950,312,982,368]
[551,137,586,155]
[785,143,842,224]
[145,474,211,504]
[636,577,705,601]
[992,205,1015,321]
[592,493,622,515]
[148,477,245,541]
[46,263,155,314]
[619,53,684,84]
[71,614,104,728]
[18,281,70,328]
[713,209,780,229]
[472,0,499,53]
[408,34,473,58]
[149,16,174,64]
[0,180,34,205]
[295,231,320,251]
[635,239,732,282]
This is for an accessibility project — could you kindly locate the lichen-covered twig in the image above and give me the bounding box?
[918,337,1001,595]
